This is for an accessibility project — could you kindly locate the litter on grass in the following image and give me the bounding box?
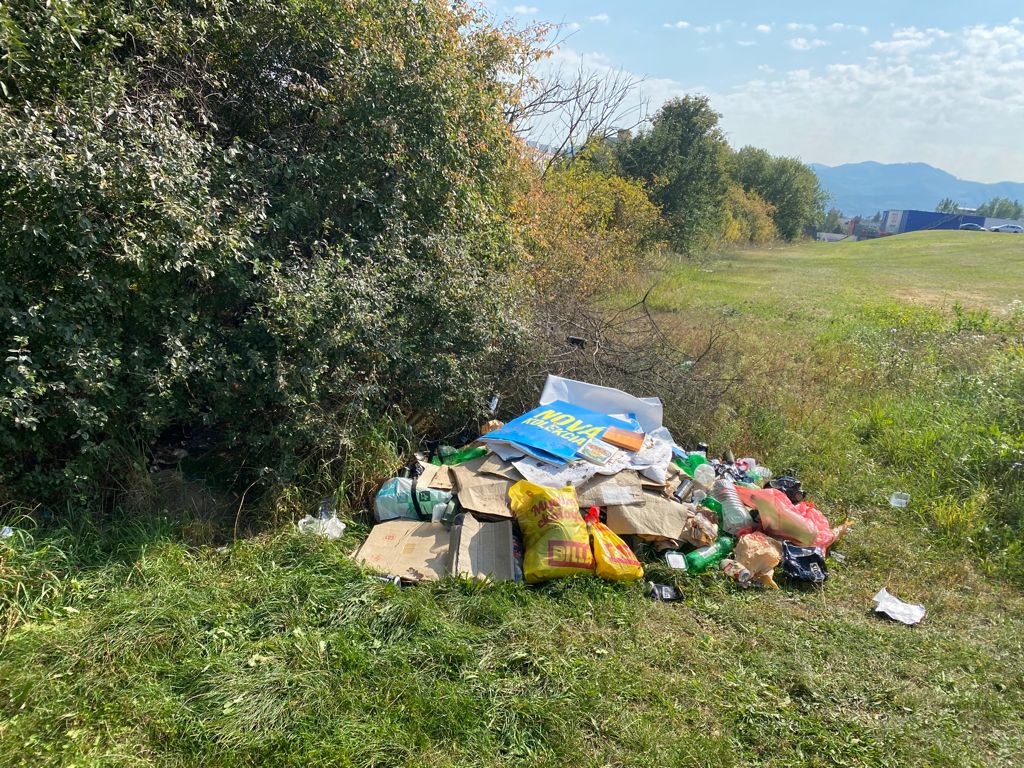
[872,588,926,625]
[346,375,853,593]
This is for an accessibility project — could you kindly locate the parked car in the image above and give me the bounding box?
[959,223,987,231]
[991,224,1024,233]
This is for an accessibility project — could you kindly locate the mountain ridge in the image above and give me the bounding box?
[810,161,1024,216]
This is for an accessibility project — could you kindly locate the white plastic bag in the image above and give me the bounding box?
[297,515,347,540]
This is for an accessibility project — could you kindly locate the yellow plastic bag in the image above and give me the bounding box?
[588,518,644,582]
[509,480,594,583]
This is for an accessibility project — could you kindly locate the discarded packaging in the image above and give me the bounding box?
[296,499,347,540]
[734,532,782,589]
[355,520,449,582]
[737,486,818,546]
[509,481,594,583]
[586,507,644,582]
[720,558,753,585]
[684,535,735,573]
[889,492,910,508]
[575,471,644,507]
[872,587,926,625]
[768,476,806,504]
[297,514,347,540]
[448,514,517,582]
[540,374,663,433]
[603,426,646,452]
[361,376,855,603]
[710,477,756,534]
[664,551,688,570]
[781,541,828,583]
[450,458,515,519]
[577,436,619,465]
[375,477,453,523]
[482,400,631,465]
[646,582,683,602]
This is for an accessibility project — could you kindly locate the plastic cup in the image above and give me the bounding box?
[889,492,910,508]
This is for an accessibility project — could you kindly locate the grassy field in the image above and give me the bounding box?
[2,232,1023,767]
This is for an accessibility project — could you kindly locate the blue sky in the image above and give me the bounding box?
[490,2,1024,182]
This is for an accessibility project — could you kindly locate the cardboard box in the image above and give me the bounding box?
[448,515,516,582]
[355,520,449,582]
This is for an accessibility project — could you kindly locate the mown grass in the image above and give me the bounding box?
[2,231,1023,766]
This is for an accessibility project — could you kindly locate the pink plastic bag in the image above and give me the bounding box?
[793,501,834,552]
[736,487,817,546]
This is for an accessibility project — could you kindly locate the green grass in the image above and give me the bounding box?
[2,232,1024,767]
[649,231,1024,328]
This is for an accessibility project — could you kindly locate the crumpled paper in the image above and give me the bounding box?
[872,587,926,625]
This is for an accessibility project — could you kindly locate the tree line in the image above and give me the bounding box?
[937,196,1024,219]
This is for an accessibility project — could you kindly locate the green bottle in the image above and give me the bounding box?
[684,535,736,573]
[430,445,488,466]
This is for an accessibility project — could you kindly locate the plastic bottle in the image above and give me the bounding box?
[684,534,735,573]
[430,445,488,466]
[710,477,756,534]
[693,462,716,488]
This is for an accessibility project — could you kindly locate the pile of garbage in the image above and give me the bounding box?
[350,376,852,593]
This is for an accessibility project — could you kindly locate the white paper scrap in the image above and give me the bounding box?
[511,457,601,488]
[872,587,926,626]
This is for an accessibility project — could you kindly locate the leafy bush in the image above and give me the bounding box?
[1,0,528,514]
[721,184,777,245]
[521,149,664,297]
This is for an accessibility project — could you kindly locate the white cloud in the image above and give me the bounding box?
[737,40,757,47]
[588,13,610,23]
[787,23,817,32]
[566,21,580,31]
[828,23,869,33]
[512,5,538,13]
[788,37,829,51]
[757,64,775,73]
[871,27,949,55]
[755,24,772,34]
[714,22,1024,183]
[662,21,689,30]
[695,25,711,34]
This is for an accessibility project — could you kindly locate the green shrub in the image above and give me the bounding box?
[1,0,528,514]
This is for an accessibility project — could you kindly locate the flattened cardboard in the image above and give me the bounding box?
[427,465,454,491]
[451,460,515,519]
[605,491,698,539]
[355,520,449,582]
[477,453,522,481]
[576,471,644,507]
[448,515,516,582]
[414,461,440,488]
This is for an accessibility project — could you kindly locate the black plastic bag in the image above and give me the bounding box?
[782,542,828,583]
[767,475,806,504]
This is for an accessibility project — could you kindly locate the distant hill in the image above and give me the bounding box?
[810,161,1024,216]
